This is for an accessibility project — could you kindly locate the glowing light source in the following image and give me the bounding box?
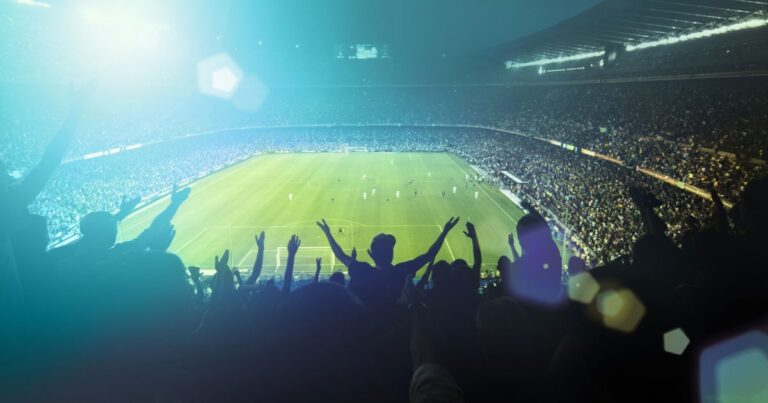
[664,328,690,355]
[15,0,50,8]
[627,18,768,52]
[74,4,174,78]
[197,54,243,99]
[505,51,604,69]
[506,16,768,69]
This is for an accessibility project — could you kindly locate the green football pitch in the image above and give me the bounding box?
[118,152,527,278]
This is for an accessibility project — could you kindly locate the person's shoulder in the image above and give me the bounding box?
[349,260,375,272]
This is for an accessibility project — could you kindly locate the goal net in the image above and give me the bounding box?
[342,146,369,153]
[274,246,337,275]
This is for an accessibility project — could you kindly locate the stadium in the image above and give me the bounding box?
[1,0,767,401]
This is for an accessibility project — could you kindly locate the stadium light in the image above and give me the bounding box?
[507,16,768,69]
[15,0,51,8]
[74,3,174,80]
[627,17,768,52]
[505,50,604,69]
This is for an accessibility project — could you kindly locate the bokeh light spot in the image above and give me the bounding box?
[699,330,768,402]
[597,289,645,333]
[664,328,690,355]
[197,53,243,99]
[232,74,270,112]
[567,272,599,304]
[212,67,239,93]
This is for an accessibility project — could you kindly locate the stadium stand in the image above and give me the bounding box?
[2,0,768,402]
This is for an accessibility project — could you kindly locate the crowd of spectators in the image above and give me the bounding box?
[18,124,712,265]
[3,77,766,202]
[2,95,767,402]
[0,77,766,271]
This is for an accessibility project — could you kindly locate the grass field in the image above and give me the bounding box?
[118,152,527,279]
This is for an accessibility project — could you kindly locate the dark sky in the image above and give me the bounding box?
[201,0,603,59]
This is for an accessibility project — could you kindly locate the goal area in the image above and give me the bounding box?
[274,246,337,274]
[341,146,369,153]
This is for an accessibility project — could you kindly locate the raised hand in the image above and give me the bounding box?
[171,184,191,204]
[215,249,231,273]
[351,247,358,261]
[463,221,482,273]
[247,232,266,285]
[317,218,356,267]
[314,258,322,283]
[708,186,728,233]
[283,236,300,294]
[188,266,202,283]
[463,221,477,239]
[255,231,265,249]
[442,216,460,234]
[316,219,331,235]
[212,250,235,301]
[116,195,141,221]
[287,235,301,256]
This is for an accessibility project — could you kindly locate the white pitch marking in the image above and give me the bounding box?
[438,225,456,261]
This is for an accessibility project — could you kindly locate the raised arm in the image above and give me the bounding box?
[16,87,91,206]
[708,187,728,234]
[150,185,191,228]
[282,235,300,295]
[629,186,667,238]
[463,221,481,273]
[400,217,460,275]
[246,231,265,285]
[314,258,322,283]
[415,258,435,290]
[317,219,354,267]
[210,250,235,305]
[121,186,191,250]
[114,195,141,222]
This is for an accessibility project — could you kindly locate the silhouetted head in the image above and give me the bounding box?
[516,213,558,259]
[450,259,477,292]
[450,259,469,271]
[79,211,118,249]
[329,271,346,287]
[369,233,396,267]
[431,260,451,288]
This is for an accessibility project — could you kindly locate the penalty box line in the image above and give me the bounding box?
[437,225,456,261]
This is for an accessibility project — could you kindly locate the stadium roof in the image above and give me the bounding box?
[490,0,768,68]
